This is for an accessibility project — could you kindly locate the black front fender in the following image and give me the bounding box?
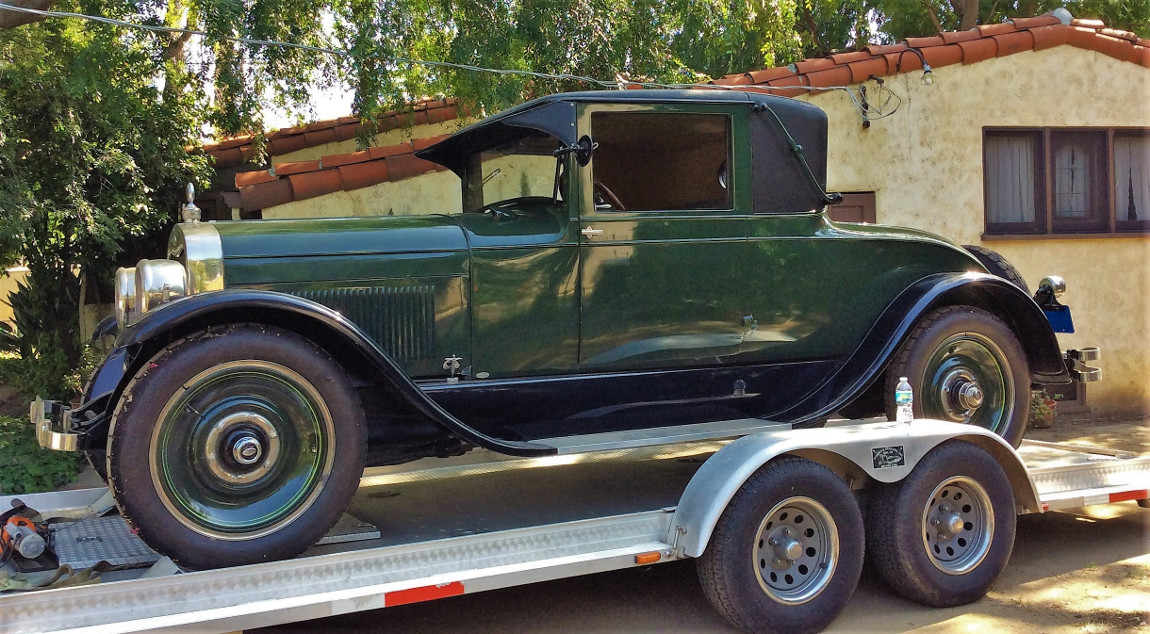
[90,290,555,457]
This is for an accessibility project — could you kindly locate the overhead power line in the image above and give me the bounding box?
[0,0,905,120]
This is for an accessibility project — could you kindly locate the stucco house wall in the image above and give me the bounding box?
[799,46,1149,414]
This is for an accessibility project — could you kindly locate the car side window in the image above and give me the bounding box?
[590,112,731,212]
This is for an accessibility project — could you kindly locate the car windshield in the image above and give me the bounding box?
[464,132,563,213]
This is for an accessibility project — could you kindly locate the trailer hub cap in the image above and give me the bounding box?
[922,476,994,575]
[754,496,839,605]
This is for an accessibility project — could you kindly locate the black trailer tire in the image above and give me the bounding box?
[962,245,1030,295]
[696,456,864,634]
[885,305,1031,448]
[107,324,366,570]
[866,440,1016,607]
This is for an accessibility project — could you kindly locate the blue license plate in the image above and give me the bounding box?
[1043,306,1074,334]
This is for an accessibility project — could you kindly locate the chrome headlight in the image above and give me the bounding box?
[115,267,137,327]
[168,223,224,294]
[134,259,188,315]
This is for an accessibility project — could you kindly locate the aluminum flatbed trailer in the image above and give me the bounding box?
[2,419,1148,634]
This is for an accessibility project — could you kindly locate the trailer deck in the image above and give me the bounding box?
[2,426,1147,634]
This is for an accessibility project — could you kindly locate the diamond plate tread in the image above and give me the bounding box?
[51,517,160,570]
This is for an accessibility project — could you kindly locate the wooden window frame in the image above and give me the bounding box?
[982,126,1150,239]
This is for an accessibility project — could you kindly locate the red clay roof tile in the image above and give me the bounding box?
[303,129,339,147]
[747,66,795,83]
[1070,18,1106,28]
[847,57,890,83]
[992,31,1035,56]
[267,135,311,156]
[1092,34,1136,59]
[1009,16,1061,29]
[806,65,854,88]
[890,49,923,71]
[333,124,359,142]
[829,51,872,64]
[240,179,294,211]
[322,150,373,168]
[958,37,998,63]
[922,43,965,68]
[203,97,463,164]
[385,154,439,181]
[288,170,343,200]
[976,22,1016,36]
[792,58,836,74]
[273,160,322,176]
[235,170,277,187]
[865,44,907,56]
[210,148,244,168]
[338,161,389,191]
[941,29,982,44]
[1101,28,1139,42]
[1138,45,1150,68]
[1030,24,1070,50]
[904,36,945,48]
[369,144,414,160]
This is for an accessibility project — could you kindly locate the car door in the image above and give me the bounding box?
[576,103,752,375]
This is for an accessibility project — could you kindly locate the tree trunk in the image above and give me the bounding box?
[0,0,55,30]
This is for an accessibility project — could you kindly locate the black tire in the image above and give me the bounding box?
[962,245,1029,295]
[696,457,864,634]
[107,324,366,570]
[85,448,107,482]
[866,440,1016,607]
[886,306,1030,448]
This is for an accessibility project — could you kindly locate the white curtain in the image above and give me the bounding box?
[1114,135,1150,222]
[985,135,1037,224]
[1054,143,1089,218]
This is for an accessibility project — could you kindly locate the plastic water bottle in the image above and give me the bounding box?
[895,377,914,425]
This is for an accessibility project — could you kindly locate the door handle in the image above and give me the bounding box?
[581,226,604,238]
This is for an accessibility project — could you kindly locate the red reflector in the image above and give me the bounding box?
[1110,490,1150,504]
[385,581,465,607]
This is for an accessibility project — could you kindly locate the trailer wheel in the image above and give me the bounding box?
[866,440,1015,607]
[886,305,1030,448]
[697,457,864,634]
[108,324,366,570]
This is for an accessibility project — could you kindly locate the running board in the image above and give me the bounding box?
[537,418,790,454]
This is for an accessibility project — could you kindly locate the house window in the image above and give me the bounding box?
[983,128,1150,237]
[828,192,876,223]
[1114,132,1150,232]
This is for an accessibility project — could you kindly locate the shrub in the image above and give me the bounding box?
[0,415,82,495]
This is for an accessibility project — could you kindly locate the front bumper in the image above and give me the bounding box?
[31,397,79,452]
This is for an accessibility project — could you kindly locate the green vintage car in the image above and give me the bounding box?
[35,90,1079,569]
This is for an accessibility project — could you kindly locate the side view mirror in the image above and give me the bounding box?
[554,136,597,167]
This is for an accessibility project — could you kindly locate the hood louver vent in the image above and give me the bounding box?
[295,285,437,362]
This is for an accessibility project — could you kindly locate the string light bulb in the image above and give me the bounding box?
[921,63,935,86]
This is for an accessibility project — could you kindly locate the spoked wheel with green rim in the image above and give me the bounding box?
[887,306,1030,448]
[109,325,366,570]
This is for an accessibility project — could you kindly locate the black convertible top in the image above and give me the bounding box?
[416,89,830,214]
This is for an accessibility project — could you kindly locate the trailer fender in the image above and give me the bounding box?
[670,420,1040,558]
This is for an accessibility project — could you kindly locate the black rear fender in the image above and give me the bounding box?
[775,272,1069,422]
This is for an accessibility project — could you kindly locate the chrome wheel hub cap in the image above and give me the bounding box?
[204,412,281,485]
[940,369,983,421]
